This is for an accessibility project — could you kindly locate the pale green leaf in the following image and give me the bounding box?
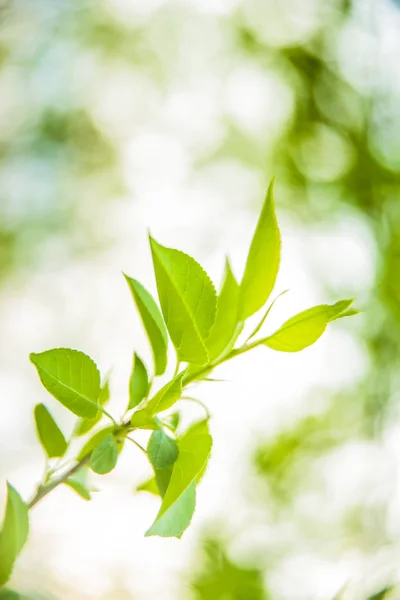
[206,259,240,361]
[150,237,217,365]
[239,180,281,320]
[34,403,68,459]
[90,434,118,475]
[146,420,212,538]
[130,410,158,430]
[128,353,149,410]
[162,412,180,432]
[75,379,111,437]
[136,477,159,496]
[263,299,354,352]
[0,484,29,586]
[64,466,92,501]
[124,275,168,375]
[77,425,114,460]
[30,349,101,419]
[146,372,184,414]
[64,480,91,501]
[147,429,178,469]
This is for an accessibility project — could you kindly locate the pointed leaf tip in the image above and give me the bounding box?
[239,180,281,320]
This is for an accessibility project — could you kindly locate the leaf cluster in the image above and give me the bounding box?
[0,180,357,587]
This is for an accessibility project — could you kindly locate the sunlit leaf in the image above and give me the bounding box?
[239,180,281,320]
[150,237,217,365]
[136,477,159,496]
[146,420,212,537]
[90,434,118,475]
[0,484,29,586]
[30,349,101,419]
[128,353,149,410]
[263,300,354,352]
[124,275,168,375]
[75,379,111,437]
[77,425,114,460]
[206,259,240,361]
[64,479,91,501]
[34,403,68,459]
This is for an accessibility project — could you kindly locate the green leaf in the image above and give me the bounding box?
[0,484,29,586]
[0,590,21,599]
[77,425,115,460]
[239,180,281,320]
[64,466,92,501]
[64,480,91,501]
[147,429,178,469]
[132,372,184,427]
[149,237,217,365]
[124,275,168,376]
[34,403,68,459]
[128,353,149,410]
[75,379,111,437]
[162,412,180,432]
[30,349,101,419]
[263,299,354,352]
[146,420,212,538]
[206,259,240,361]
[90,434,118,475]
[130,410,158,430]
[146,372,184,414]
[154,465,174,497]
[136,477,159,496]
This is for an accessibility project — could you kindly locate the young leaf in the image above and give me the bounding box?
[136,477,160,496]
[124,275,168,375]
[34,403,68,459]
[75,379,111,437]
[64,479,92,501]
[146,372,184,414]
[30,349,101,419]
[146,420,212,538]
[77,425,114,460]
[130,410,158,430]
[90,434,118,475]
[128,353,149,410]
[149,237,217,365]
[162,412,180,432]
[147,429,178,469]
[206,259,240,361]
[239,180,281,320]
[64,466,92,501]
[263,299,354,352]
[132,372,185,427]
[0,484,29,586]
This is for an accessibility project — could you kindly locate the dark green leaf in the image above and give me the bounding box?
[147,429,178,469]
[263,300,354,352]
[239,180,281,320]
[34,403,68,459]
[90,434,118,475]
[128,353,149,410]
[149,237,217,365]
[146,420,212,537]
[0,484,29,586]
[30,349,101,419]
[206,259,240,361]
[124,275,168,375]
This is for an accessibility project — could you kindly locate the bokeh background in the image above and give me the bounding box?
[1,0,400,598]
